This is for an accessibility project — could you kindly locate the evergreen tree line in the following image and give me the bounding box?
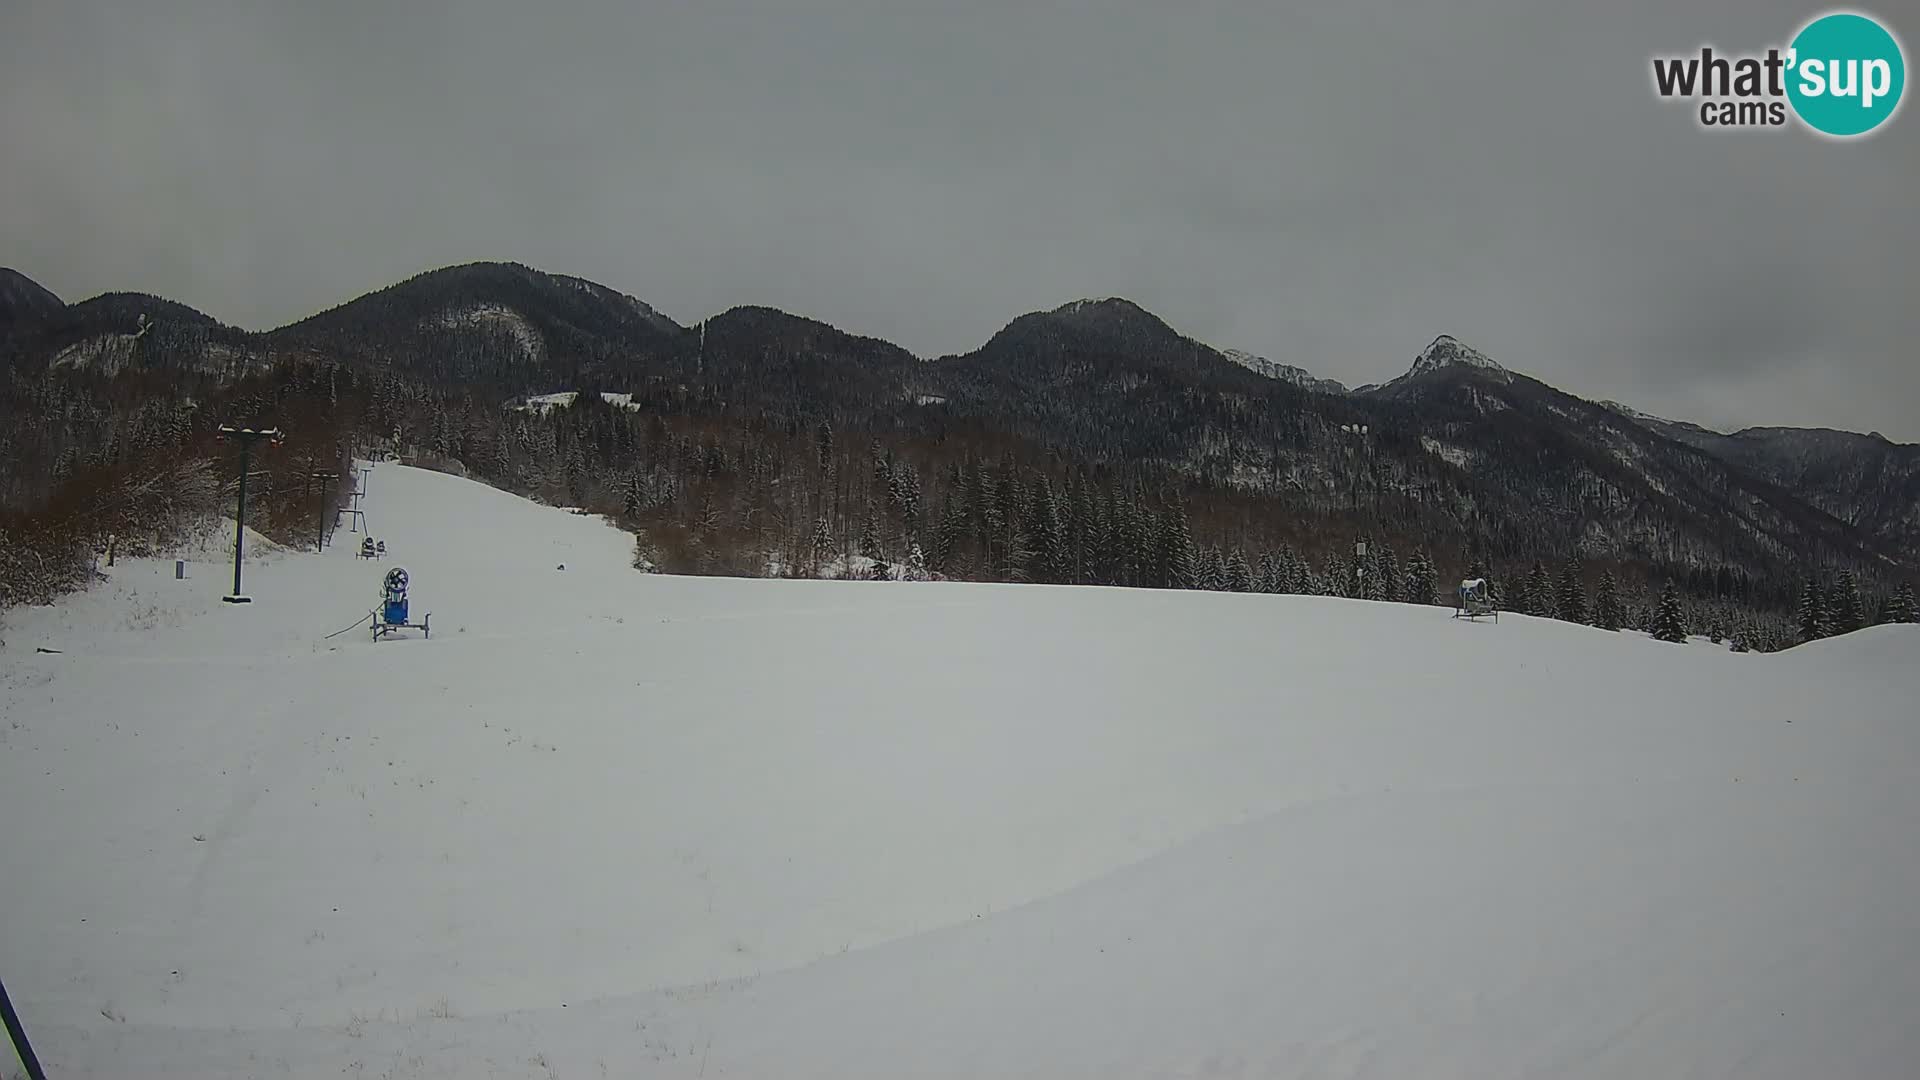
[3,359,1914,656]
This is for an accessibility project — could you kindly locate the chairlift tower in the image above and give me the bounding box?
[338,466,368,534]
[311,471,340,551]
[216,425,283,603]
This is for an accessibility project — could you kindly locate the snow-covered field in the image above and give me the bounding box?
[2,465,1916,1079]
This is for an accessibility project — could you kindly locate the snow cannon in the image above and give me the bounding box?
[372,567,431,641]
[382,567,409,625]
[1454,577,1498,622]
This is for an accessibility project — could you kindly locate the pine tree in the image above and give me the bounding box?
[1651,580,1688,643]
[990,470,1023,577]
[931,492,960,575]
[1798,579,1827,642]
[1025,477,1062,584]
[1511,567,1532,614]
[1159,502,1195,590]
[1127,495,1155,587]
[1889,582,1918,623]
[1556,557,1587,625]
[1593,570,1621,630]
[1370,543,1398,601]
[1523,560,1555,618]
[905,540,929,582]
[621,473,643,519]
[1256,552,1281,594]
[1405,548,1437,605]
[815,421,835,475]
[1199,546,1227,591]
[1226,550,1254,593]
[1064,474,1091,584]
[1828,571,1861,635]
[891,460,922,538]
[1282,546,1308,594]
[810,515,833,578]
[1324,553,1349,597]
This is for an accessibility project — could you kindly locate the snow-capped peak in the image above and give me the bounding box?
[1406,335,1510,381]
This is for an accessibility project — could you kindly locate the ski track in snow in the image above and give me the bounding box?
[2,464,1917,1079]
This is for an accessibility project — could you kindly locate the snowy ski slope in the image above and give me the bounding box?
[2,464,1916,1079]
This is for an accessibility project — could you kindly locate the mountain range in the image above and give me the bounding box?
[4,261,1915,591]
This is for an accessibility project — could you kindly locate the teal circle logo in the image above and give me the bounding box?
[1787,12,1905,137]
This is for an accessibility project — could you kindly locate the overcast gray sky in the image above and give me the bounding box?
[3,1,1916,437]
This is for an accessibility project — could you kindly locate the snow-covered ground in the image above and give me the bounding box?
[2,465,1916,1079]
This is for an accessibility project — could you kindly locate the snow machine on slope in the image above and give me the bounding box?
[371,566,431,641]
[1454,578,1498,622]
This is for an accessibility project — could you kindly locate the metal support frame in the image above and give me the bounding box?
[371,611,432,641]
[1454,580,1500,622]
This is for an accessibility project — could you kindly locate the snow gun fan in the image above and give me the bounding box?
[371,566,432,641]
[1454,578,1499,622]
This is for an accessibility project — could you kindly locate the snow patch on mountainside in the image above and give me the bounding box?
[1220,349,1348,393]
[1057,297,1128,316]
[48,332,256,378]
[49,333,144,375]
[509,391,641,414]
[1420,435,1474,469]
[435,303,543,362]
[1461,385,1511,413]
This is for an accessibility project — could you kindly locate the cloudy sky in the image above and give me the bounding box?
[4,1,1916,437]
